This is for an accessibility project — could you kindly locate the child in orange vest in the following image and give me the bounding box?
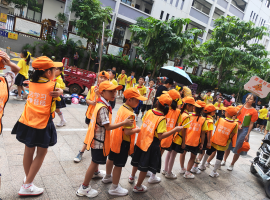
[199,106,238,177]
[74,71,109,165]
[163,96,196,179]
[180,100,207,179]
[129,94,183,192]
[76,81,134,198]
[191,104,216,174]
[102,87,147,196]
[11,56,64,196]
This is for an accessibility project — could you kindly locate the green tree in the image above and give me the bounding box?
[71,0,112,71]
[6,0,41,16]
[130,17,202,78]
[202,16,270,95]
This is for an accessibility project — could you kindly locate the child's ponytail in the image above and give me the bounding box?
[171,100,178,110]
[30,68,54,83]
[163,104,169,115]
[156,101,169,115]
[194,107,204,121]
[22,49,31,65]
[59,67,65,82]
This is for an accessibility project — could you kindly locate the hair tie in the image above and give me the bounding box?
[26,51,31,59]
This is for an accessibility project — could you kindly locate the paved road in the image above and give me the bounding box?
[0,97,269,200]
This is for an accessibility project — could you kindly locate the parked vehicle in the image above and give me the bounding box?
[250,133,270,197]
[64,66,96,94]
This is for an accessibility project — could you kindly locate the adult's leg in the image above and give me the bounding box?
[25,146,48,184]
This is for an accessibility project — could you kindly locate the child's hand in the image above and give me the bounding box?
[175,126,183,132]
[94,86,100,96]
[207,142,211,149]
[199,143,203,150]
[123,118,134,127]
[50,88,63,97]
[89,100,96,106]
[0,51,11,66]
[181,143,186,149]
[133,128,141,133]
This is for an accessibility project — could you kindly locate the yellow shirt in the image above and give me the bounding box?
[38,77,61,113]
[18,59,29,79]
[142,108,167,138]
[204,95,213,104]
[135,84,147,96]
[259,108,268,119]
[122,104,135,142]
[110,79,118,86]
[201,120,208,132]
[177,99,182,106]
[212,118,238,151]
[118,74,127,85]
[55,75,66,89]
[214,102,224,110]
[173,116,191,145]
[86,86,95,100]
[126,76,136,89]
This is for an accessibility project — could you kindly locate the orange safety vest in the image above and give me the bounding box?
[173,112,189,142]
[110,105,136,155]
[185,115,206,147]
[85,86,98,119]
[0,77,9,134]
[161,108,181,148]
[211,118,237,147]
[85,102,112,156]
[136,109,165,152]
[19,81,55,129]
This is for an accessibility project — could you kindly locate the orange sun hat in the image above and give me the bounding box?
[99,81,122,93]
[196,100,206,108]
[157,93,173,106]
[204,104,217,113]
[32,56,63,70]
[123,88,148,101]
[163,89,180,101]
[222,106,238,117]
[99,71,110,80]
[182,97,201,107]
[237,141,250,154]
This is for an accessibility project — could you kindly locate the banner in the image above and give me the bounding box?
[244,76,270,98]
[0,22,6,30]
[8,32,18,40]
[0,13,7,23]
[0,29,8,37]
[14,17,42,37]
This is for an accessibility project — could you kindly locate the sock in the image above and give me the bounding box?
[57,111,65,121]
[82,183,89,189]
[79,151,84,155]
[150,173,156,179]
[104,174,111,179]
[110,183,118,190]
[201,154,210,166]
[213,160,222,173]
[23,183,32,188]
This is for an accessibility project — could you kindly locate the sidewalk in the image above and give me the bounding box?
[0,97,269,200]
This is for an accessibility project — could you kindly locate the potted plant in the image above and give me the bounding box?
[56,12,67,24]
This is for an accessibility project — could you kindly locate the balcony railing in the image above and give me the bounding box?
[189,7,210,24]
[121,0,152,15]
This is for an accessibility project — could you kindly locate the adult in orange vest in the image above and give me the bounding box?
[199,106,238,178]
[222,94,258,171]
[180,100,207,179]
[129,94,183,193]
[76,81,134,198]
[74,71,109,164]
[0,51,20,134]
[163,96,199,179]
[191,104,217,174]
[102,87,147,196]
[11,56,64,196]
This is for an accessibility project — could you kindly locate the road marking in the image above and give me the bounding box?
[2,128,88,132]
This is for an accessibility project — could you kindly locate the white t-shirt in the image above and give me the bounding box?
[231,97,235,103]
[145,76,149,87]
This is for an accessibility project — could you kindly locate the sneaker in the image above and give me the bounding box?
[93,170,105,178]
[56,120,67,127]
[23,93,28,99]
[14,96,23,101]
[210,162,215,167]
[209,171,219,178]
[102,175,112,183]
[146,171,152,177]
[221,161,226,166]
[74,151,83,163]
[148,176,161,184]
[227,165,234,171]
[183,171,195,179]
[109,185,128,196]
[191,167,201,174]
[76,185,98,198]
[179,168,186,174]
[128,175,134,183]
[165,172,177,179]
[18,184,44,196]
[133,185,147,193]
[198,164,206,171]
[161,169,167,175]
[205,162,210,168]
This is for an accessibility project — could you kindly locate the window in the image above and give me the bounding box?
[175,0,179,7]
[249,11,253,20]
[145,8,150,14]
[26,0,44,21]
[252,12,256,22]
[160,11,164,20]
[255,14,258,23]
[192,0,212,15]
[166,13,170,21]
[181,0,185,10]
[170,0,173,4]
[135,4,140,9]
